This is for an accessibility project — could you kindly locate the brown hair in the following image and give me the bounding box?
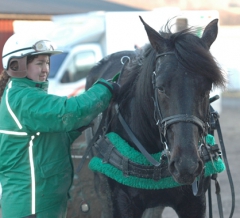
[27,55,38,65]
[0,55,39,101]
[0,70,10,101]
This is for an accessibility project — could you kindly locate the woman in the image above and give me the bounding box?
[0,33,118,218]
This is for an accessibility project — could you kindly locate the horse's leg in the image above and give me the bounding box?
[110,185,146,218]
[142,206,165,218]
[93,173,114,218]
[174,194,206,218]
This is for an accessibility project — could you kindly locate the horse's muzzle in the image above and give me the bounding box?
[169,156,204,184]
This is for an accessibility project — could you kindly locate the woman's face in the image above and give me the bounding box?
[26,55,50,82]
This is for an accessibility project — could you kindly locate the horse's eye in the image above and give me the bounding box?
[158,87,165,94]
[205,91,210,98]
[201,91,210,98]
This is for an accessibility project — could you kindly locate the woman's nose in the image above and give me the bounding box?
[42,64,49,72]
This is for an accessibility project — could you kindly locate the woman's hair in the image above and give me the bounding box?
[27,55,37,65]
[0,55,39,101]
[0,70,10,101]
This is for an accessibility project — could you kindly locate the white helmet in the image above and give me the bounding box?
[2,33,62,77]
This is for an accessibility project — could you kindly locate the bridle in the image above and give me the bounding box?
[152,52,211,197]
[152,51,209,155]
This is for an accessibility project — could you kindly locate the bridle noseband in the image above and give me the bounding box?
[162,114,207,136]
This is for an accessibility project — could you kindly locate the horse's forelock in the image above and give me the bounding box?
[160,27,226,88]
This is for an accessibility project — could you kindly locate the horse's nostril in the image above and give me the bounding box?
[196,160,204,175]
[169,159,203,178]
[169,160,177,175]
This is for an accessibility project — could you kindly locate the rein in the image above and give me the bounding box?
[115,104,161,167]
[208,105,235,218]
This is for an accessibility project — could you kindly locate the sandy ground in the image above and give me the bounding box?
[0,94,239,218]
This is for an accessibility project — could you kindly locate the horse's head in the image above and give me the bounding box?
[139,17,226,184]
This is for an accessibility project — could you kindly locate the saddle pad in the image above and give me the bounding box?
[89,132,225,189]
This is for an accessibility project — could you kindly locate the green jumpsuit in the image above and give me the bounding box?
[0,77,112,218]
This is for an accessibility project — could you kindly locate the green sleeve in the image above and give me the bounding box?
[17,79,113,132]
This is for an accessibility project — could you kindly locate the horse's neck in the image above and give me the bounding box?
[113,101,163,154]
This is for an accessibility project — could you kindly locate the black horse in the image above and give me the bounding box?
[85,17,226,218]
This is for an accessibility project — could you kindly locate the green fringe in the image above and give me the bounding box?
[89,132,225,189]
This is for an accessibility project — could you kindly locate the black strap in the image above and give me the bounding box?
[209,105,235,218]
[192,141,221,197]
[94,136,170,180]
[96,80,113,94]
[162,114,206,132]
[115,104,161,167]
[156,52,175,60]
[208,182,213,218]
[75,127,100,173]
[75,108,109,173]
[215,115,235,218]
[211,174,224,218]
[2,47,32,58]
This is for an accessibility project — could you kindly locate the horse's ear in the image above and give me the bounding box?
[139,16,167,53]
[201,19,218,49]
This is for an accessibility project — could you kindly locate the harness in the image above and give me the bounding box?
[89,99,234,218]
[77,52,235,218]
[89,132,225,190]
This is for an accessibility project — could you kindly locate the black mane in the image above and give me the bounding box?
[166,27,226,88]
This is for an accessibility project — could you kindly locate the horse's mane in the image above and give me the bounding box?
[166,28,226,88]
[118,45,159,145]
[118,23,226,146]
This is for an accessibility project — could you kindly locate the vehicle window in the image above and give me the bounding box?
[61,51,96,83]
[49,52,68,78]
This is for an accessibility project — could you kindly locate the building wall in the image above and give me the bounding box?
[108,0,230,10]
[108,0,240,25]
[0,20,14,70]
